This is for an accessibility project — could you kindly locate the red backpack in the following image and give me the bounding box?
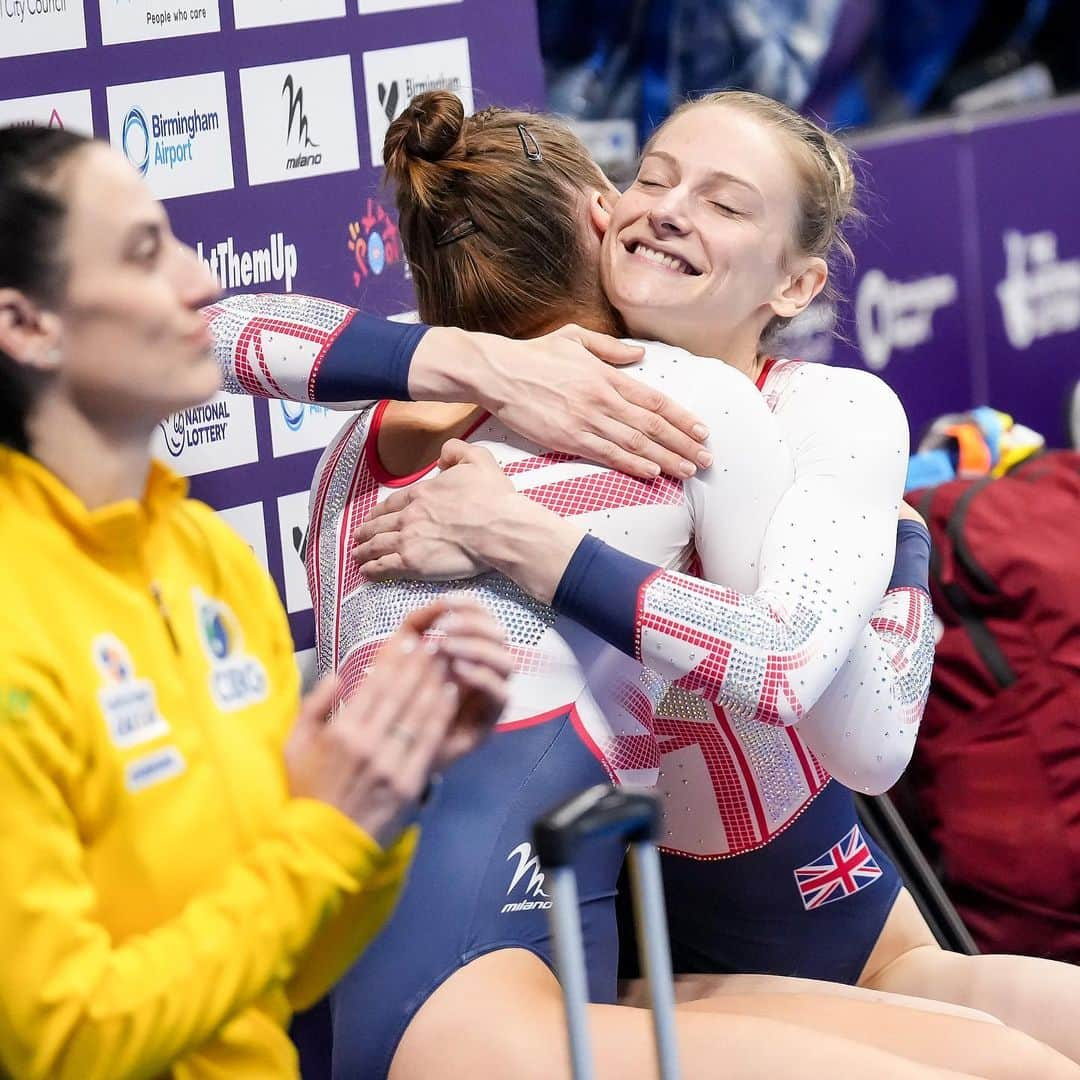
[905,451,1080,962]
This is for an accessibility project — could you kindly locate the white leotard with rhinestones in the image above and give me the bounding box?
[207,293,933,857]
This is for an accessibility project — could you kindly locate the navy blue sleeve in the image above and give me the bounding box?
[313,313,429,402]
[888,520,931,593]
[552,534,658,658]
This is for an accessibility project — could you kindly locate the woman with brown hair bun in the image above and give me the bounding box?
[207,92,1078,1078]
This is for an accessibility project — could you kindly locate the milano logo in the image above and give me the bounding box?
[282,75,322,170]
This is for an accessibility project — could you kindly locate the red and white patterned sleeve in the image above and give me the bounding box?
[204,293,425,409]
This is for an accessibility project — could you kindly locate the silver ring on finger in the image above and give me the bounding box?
[387,723,417,749]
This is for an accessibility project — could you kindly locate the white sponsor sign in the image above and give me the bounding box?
[276,491,313,614]
[358,0,460,11]
[0,89,93,135]
[240,55,360,186]
[152,391,258,477]
[0,0,86,60]
[362,37,473,165]
[193,232,299,293]
[216,501,270,573]
[996,229,1080,350]
[98,0,220,45]
[293,647,318,690]
[234,0,344,28]
[854,268,958,371]
[106,73,234,200]
[268,399,351,459]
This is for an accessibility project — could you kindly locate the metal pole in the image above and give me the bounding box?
[628,841,682,1080]
[547,865,596,1080]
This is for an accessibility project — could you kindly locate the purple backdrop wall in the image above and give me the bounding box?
[3,10,1078,654]
[784,97,1080,450]
[1,0,545,658]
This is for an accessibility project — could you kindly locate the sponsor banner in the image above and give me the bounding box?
[826,130,976,440]
[192,231,299,293]
[854,269,959,373]
[0,89,94,135]
[361,37,473,165]
[294,647,318,690]
[152,391,259,477]
[233,0,344,29]
[106,72,234,200]
[346,197,404,287]
[240,55,361,187]
[98,0,221,46]
[0,0,86,60]
[971,106,1080,447]
[216,501,270,573]
[276,491,313,614]
[358,0,461,11]
[268,399,351,459]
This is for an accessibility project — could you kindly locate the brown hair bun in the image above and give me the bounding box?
[384,91,466,209]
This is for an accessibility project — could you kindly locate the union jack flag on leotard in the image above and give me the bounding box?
[793,824,883,911]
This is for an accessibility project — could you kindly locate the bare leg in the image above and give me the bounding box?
[862,890,1080,1066]
[391,948,986,1080]
[679,991,1079,1080]
[620,971,1002,1024]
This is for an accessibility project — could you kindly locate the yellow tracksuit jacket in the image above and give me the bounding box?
[0,447,417,1080]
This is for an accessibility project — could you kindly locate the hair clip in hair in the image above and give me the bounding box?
[517,123,543,163]
[434,217,479,247]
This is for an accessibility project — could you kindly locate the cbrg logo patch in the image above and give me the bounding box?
[240,55,361,186]
[106,73,234,200]
[0,90,94,135]
[361,38,473,166]
[193,589,270,711]
[98,0,221,46]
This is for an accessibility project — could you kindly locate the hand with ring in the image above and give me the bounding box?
[284,598,511,847]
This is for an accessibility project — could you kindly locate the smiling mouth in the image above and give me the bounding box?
[628,242,700,276]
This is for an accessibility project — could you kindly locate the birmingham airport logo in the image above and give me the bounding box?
[279,399,331,432]
[121,104,220,175]
[122,107,150,175]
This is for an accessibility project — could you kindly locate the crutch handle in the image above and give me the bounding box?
[533,785,659,868]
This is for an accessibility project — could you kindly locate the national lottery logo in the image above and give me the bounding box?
[121,102,220,176]
[159,398,232,457]
[122,107,150,175]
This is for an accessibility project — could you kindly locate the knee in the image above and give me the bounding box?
[978,1027,1080,1080]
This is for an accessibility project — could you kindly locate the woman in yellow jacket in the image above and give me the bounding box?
[0,125,512,1079]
